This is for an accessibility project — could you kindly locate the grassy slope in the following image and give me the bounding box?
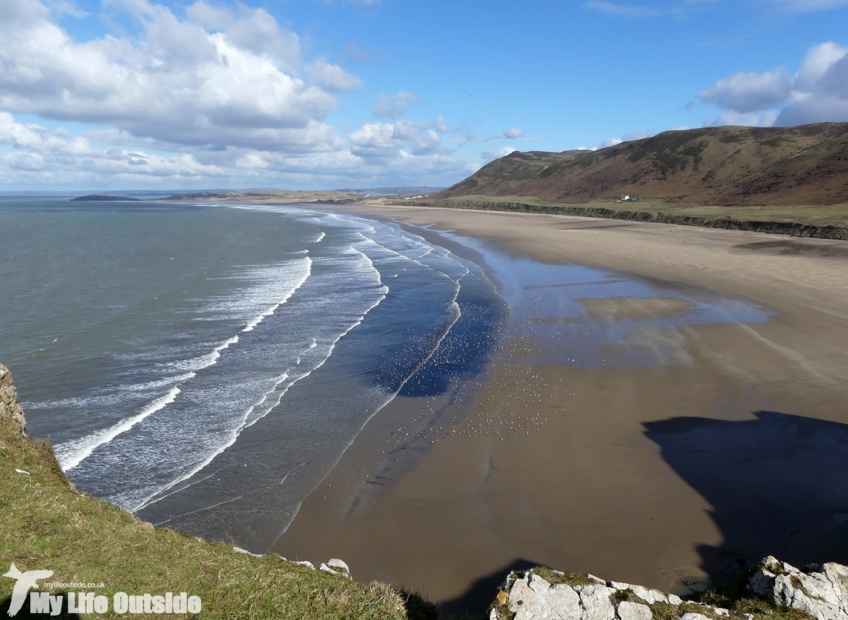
[400,194,848,239]
[434,124,848,229]
[0,415,413,619]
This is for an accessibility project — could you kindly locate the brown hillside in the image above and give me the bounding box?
[441,123,848,206]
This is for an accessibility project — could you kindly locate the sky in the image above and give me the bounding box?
[1,0,848,191]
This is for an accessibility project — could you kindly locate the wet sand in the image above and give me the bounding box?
[272,205,848,613]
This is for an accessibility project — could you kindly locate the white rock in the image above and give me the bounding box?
[327,558,350,576]
[668,594,682,606]
[681,614,711,620]
[578,584,616,620]
[319,562,351,578]
[616,601,652,620]
[233,547,264,557]
[608,581,631,591]
[629,585,667,605]
[508,573,581,620]
[713,607,729,617]
[292,560,314,570]
[748,555,848,620]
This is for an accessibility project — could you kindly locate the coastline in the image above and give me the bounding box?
[273,203,848,614]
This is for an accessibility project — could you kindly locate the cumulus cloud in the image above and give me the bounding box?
[349,119,447,161]
[503,127,524,139]
[0,0,481,188]
[310,59,364,92]
[372,91,419,119]
[482,146,516,160]
[0,0,342,153]
[697,42,848,126]
[697,69,792,113]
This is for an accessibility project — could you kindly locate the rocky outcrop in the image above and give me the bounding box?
[0,364,27,437]
[749,556,848,620]
[488,559,848,620]
[490,571,716,620]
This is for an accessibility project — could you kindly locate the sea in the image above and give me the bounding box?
[0,197,507,551]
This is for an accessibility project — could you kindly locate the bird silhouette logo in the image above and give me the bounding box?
[3,564,54,617]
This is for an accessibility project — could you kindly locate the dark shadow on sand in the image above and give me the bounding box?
[645,410,848,582]
[437,559,537,616]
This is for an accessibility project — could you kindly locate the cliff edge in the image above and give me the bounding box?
[0,364,26,437]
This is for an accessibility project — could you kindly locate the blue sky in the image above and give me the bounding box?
[1,0,847,190]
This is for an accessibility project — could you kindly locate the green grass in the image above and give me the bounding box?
[404,194,848,228]
[397,195,848,238]
[0,416,416,619]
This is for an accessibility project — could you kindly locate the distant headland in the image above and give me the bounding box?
[71,195,140,202]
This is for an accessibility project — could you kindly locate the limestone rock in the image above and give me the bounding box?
[327,558,350,576]
[319,559,351,579]
[507,573,581,620]
[0,364,27,436]
[680,614,711,620]
[629,585,668,605]
[748,555,848,620]
[616,601,652,620]
[291,560,314,570]
[576,584,616,620]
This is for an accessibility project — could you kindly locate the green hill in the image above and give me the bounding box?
[442,123,848,206]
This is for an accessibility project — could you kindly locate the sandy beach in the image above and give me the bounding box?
[273,205,848,614]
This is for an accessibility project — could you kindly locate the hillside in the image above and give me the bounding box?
[441,123,848,206]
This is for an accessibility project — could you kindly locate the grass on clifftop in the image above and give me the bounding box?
[0,415,447,619]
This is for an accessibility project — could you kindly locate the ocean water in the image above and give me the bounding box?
[0,198,506,551]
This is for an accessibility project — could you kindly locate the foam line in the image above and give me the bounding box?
[59,258,312,473]
[134,246,388,512]
[56,385,182,471]
[243,257,312,333]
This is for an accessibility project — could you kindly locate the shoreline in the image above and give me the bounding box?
[272,203,848,614]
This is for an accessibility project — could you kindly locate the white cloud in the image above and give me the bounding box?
[482,146,516,160]
[600,137,623,148]
[704,110,779,127]
[697,42,848,126]
[0,0,339,152]
[310,59,364,92]
[698,69,792,113]
[503,127,524,139]
[349,119,447,161]
[0,0,483,188]
[372,91,419,119]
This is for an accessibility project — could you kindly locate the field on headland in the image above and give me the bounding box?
[393,195,848,239]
